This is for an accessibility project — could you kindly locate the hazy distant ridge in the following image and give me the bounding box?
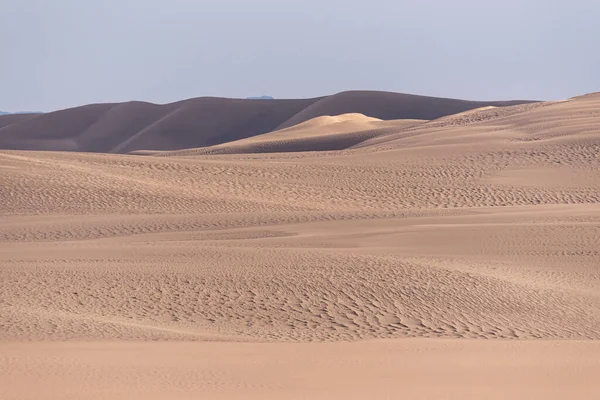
[0,91,535,153]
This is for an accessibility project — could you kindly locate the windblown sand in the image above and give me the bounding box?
[1,93,599,398]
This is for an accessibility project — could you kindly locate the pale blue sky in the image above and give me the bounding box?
[1,0,599,111]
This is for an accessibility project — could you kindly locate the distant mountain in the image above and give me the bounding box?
[0,91,536,153]
[246,96,274,100]
[0,111,9,115]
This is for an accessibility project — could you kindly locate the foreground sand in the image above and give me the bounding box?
[1,93,599,398]
[2,340,599,400]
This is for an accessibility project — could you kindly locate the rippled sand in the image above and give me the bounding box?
[1,93,599,398]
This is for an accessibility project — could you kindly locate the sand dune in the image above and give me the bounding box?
[274,90,534,130]
[0,91,533,153]
[146,114,425,155]
[1,92,599,398]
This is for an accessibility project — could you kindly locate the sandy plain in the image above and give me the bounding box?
[1,93,599,398]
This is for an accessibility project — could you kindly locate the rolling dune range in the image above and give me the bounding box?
[1,92,599,399]
[0,91,533,153]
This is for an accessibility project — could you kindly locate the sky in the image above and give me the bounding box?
[1,0,599,112]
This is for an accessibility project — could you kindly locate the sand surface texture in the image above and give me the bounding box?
[1,93,599,398]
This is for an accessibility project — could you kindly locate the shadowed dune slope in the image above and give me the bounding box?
[144,94,594,156]
[275,90,535,130]
[0,113,41,129]
[0,91,535,153]
[0,99,316,153]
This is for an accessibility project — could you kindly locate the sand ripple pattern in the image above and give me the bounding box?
[1,93,599,341]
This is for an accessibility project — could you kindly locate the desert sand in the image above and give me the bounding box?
[1,92,599,398]
[2,341,599,400]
